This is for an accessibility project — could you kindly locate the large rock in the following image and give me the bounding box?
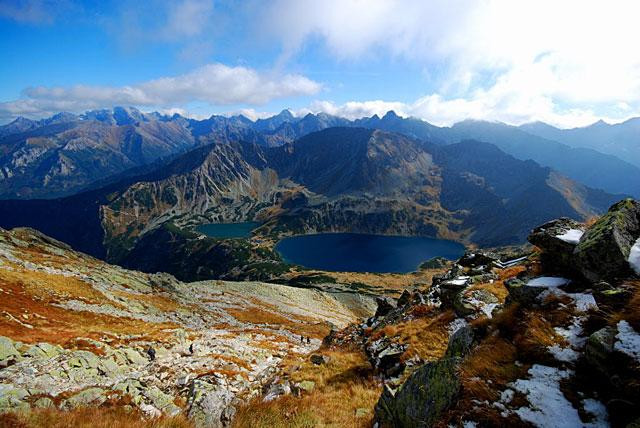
[366,337,408,378]
[0,337,21,367]
[574,199,640,282]
[528,218,585,273]
[374,357,460,427]
[585,326,616,377]
[188,379,236,428]
[62,387,107,409]
[374,297,395,318]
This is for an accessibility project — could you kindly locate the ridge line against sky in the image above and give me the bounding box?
[1,0,640,128]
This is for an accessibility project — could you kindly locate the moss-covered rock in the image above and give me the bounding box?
[574,198,640,282]
[0,336,21,367]
[528,217,584,274]
[374,357,460,427]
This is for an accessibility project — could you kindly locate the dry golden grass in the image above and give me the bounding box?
[234,350,380,428]
[368,310,455,363]
[607,280,640,331]
[0,407,193,428]
[113,290,182,312]
[1,267,109,305]
[206,353,252,371]
[226,307,330,339]
[0,272,178,346]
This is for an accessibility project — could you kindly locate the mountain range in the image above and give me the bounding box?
[1,107,639,199]
[0,125,620,281]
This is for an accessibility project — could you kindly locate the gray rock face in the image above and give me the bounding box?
[188,380,236,428]
[528,217,585,273]
[585,326,616,377]
[366,337,408,378]
[374,357,460,428]
[0,336,21,367]
[574,198,640,282]
[374,297,395,318]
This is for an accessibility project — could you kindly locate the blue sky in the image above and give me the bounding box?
[2,0,640,127]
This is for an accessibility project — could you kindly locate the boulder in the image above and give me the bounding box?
[453,289,499,318]
[574,199,640,282]
[0,336,21,367]
[0,384,29,413]
[374,297,395,318]
[505,278,548,306]
[187,380,236,428]
[585,326,616,377]
[310,354,331,365]
[457,251,500,269]
[294,380,315,395]
[24,342,61,359]
[528,218,585,272]
[263,380,291,402]
[366,337,408,378]
[374,357,460,427]
[445,325,474,359]
[62,387,107,409]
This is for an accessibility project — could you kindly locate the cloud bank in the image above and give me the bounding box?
[0,64,321,120]
[264,0,640,127]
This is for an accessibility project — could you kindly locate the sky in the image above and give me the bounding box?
[1,0,640,127]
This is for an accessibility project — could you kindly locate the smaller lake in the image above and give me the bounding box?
[275,233,465,273]
[195,222,260,238]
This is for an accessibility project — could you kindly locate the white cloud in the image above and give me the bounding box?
[264,0,640,126]
[0,63,321,120]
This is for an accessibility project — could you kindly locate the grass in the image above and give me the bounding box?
[226,307,330,339]
[233,350,380,428]
[367,309,455,364]
[0,407,193,428]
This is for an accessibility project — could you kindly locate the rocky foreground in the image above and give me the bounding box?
[0,227,374,426]
[0,199,639,427]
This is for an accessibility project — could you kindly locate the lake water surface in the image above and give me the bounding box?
[195,222,260,238]
[275,233,464,273]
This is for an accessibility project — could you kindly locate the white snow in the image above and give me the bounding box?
[447,318,468,335]
[614,320,640,362]
[445,277,470,286]
[570,293,598,312]
[547,317,586,363]
[629,237,640,275]
[526,277,570,287]
[556,228,584,245]
[510,365,582,427]
[547,345,580,363]
[539,288,598,312]
[582,399,609,427]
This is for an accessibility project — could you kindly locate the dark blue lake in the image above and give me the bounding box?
[195,222,260,238]
[275,233,465,273]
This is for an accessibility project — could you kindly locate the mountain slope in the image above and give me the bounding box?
[445,120,640,198]
[521,118,640,168]
[0,127,621,281]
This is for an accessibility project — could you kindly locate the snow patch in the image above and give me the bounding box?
[556,229,584,245]
[614,320,640,362]
[526,277,570,287]
[629,237,640,275]
[548,317,586,363]
[582,398,609,427]
[539,288,598,312]
[510,365,582,427]
[447,318,468,335]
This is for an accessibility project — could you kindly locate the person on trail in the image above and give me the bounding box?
[306,336,311,344]
[300,335,304,343]
[147,346,156,361]
[189,343,194,355]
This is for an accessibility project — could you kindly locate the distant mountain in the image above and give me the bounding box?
[2,107,638,200]
[0,107,197,198]
[0,127,620,280]
[520,118,640,168]
[443,120,640,198]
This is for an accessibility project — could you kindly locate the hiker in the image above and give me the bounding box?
[306,336,311,344]
[147,346,156,361]
[300,335,304,343]
[189,343,194,355]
